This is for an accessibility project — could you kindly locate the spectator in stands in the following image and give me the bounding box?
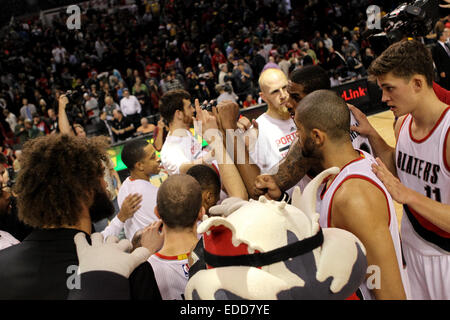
[111,109,135,142]
[120,88,142,127]
[19,98,36,121]
[3,109,17,132]
[243,94,257,108]
[14,119,43,147]
[97,111,115,142]
[83,93,100,124]
[216,84,238,104]
[32,114,49,135]
[103,96,119,121]
[136,117,156,135]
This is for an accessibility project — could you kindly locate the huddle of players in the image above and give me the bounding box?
[120,39,448,300]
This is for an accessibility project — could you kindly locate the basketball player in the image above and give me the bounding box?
[257,90,408,299]
[350,39,449,300]
[147,174,205,300]
[281,65,374,194]
[119,139,161,240]
[249,67,297,175]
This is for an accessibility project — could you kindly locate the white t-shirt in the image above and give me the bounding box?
[117,177,159,240]
[249,113,297,174]
[160,130,207,175]
[0,230,19,251]
[148,253,190,300]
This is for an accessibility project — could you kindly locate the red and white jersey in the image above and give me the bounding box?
[249,113,297,174]
[395,107,450,255]
[148,252,190,300]
[295,110,373,197]
[318,151,407,300]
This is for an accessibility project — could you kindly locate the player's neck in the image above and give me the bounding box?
[130,170,150,181]
[44,206,92,234]
[321,142,361,172]
[159,228,198,256]
[169,121,190,135]
[410,90,448,129]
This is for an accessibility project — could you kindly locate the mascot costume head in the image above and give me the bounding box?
[185,167,368,300]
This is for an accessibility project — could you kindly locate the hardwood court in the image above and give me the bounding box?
[367,110,403,228]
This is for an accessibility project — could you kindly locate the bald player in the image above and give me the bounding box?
[147,174,205,300]
[257,90,408,299]
[249,67,297,174]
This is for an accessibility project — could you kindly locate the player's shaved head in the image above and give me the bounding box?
[295,90,350,141]
[157,174,202,229]
[258,68,286,93]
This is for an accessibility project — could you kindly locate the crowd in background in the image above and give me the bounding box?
[0,0,447,165]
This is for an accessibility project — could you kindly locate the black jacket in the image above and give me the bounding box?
[0,228,161,300]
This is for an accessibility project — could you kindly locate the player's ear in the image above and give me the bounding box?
[198,206,205,221]
[154,206,161,219]
[411,75,424,92]
[259,91,267,104]
[311,128,326,146]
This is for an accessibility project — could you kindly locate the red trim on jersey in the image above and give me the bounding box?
[444,126,450,172]
[327,175,392,229]
[406,205,450,238]
[155,252,191,260]
[408,107,450,143]
[211,163,220,179]
[320,152,365,200]
[395,114,410,149]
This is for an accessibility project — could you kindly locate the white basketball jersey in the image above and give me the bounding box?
[395,108,450,255]
[295,110,374,200]
[148,253,190,300]
[318,151,407,300]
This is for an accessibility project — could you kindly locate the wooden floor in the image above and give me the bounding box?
[367,110,403,228]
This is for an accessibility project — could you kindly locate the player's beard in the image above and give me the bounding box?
[276,104,290,118]
[183,112,193,127]
[301,135,321,159]
[89,188,115,222]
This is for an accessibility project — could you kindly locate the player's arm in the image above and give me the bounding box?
[153,120,166,151]
[58,95,76,136]
[373,152,450,233]
[198,106,248,200]
[271,138,311,191]
[212,101,261,199]
[331,179,407,300]
[348,104,403,176]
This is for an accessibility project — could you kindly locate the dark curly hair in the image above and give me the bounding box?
[14,134,107,228]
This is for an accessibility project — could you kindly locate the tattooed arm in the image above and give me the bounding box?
[270,138,311,191]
